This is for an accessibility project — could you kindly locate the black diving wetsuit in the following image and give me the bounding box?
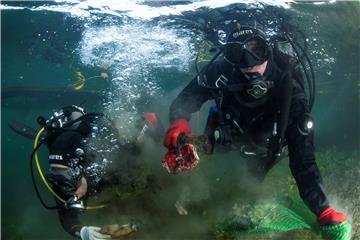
[46,129,92,238]
[45,117,162,239]
[47,129,139,238]
[169,52,329,216]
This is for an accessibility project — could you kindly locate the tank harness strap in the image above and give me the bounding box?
[268,69,293,159]
[212,90,233,145]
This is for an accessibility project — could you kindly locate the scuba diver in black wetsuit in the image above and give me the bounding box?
[26,105,164,240]
[162,23,350,238]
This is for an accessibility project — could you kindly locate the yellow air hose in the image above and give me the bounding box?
[33,127,106,210]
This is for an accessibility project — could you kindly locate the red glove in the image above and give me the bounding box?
[162,143,199,174]
[163,119,190,149]
[318,207,348,226]
[162,119,200,174]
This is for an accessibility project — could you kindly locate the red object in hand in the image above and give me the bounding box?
[163,119,190,149]
[318,207,348,226]
[142,113,159,127]
[162,144,199,174]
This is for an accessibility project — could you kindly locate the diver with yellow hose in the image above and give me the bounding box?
[25,105,164,239]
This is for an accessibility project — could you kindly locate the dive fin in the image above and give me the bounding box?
[8,120,38,140]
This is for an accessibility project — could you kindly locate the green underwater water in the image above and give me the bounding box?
[1,1,359,240]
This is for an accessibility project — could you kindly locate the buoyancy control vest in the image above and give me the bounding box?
[201,48,304,159]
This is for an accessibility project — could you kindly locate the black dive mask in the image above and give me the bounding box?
[244,72,273,99]
[224,36,269,68]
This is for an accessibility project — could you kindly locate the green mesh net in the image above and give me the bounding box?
[320,220,352,240]
[214,196,352,240]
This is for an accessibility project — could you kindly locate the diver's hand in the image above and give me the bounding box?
[163,119,190,149]
[80,226,111,240]
[162,119,201,174]
[162,143,200,174]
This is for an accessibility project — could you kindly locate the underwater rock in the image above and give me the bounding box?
[100,223,138,239]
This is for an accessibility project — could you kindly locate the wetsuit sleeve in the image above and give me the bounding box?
[57,206,83,239]
[286,94,329,216]
[169,76,212,121]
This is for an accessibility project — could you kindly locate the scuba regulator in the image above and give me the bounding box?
[244,72,274,99]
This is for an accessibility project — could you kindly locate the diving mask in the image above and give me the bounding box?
[224,24,270,68]
[224,36,269,68]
